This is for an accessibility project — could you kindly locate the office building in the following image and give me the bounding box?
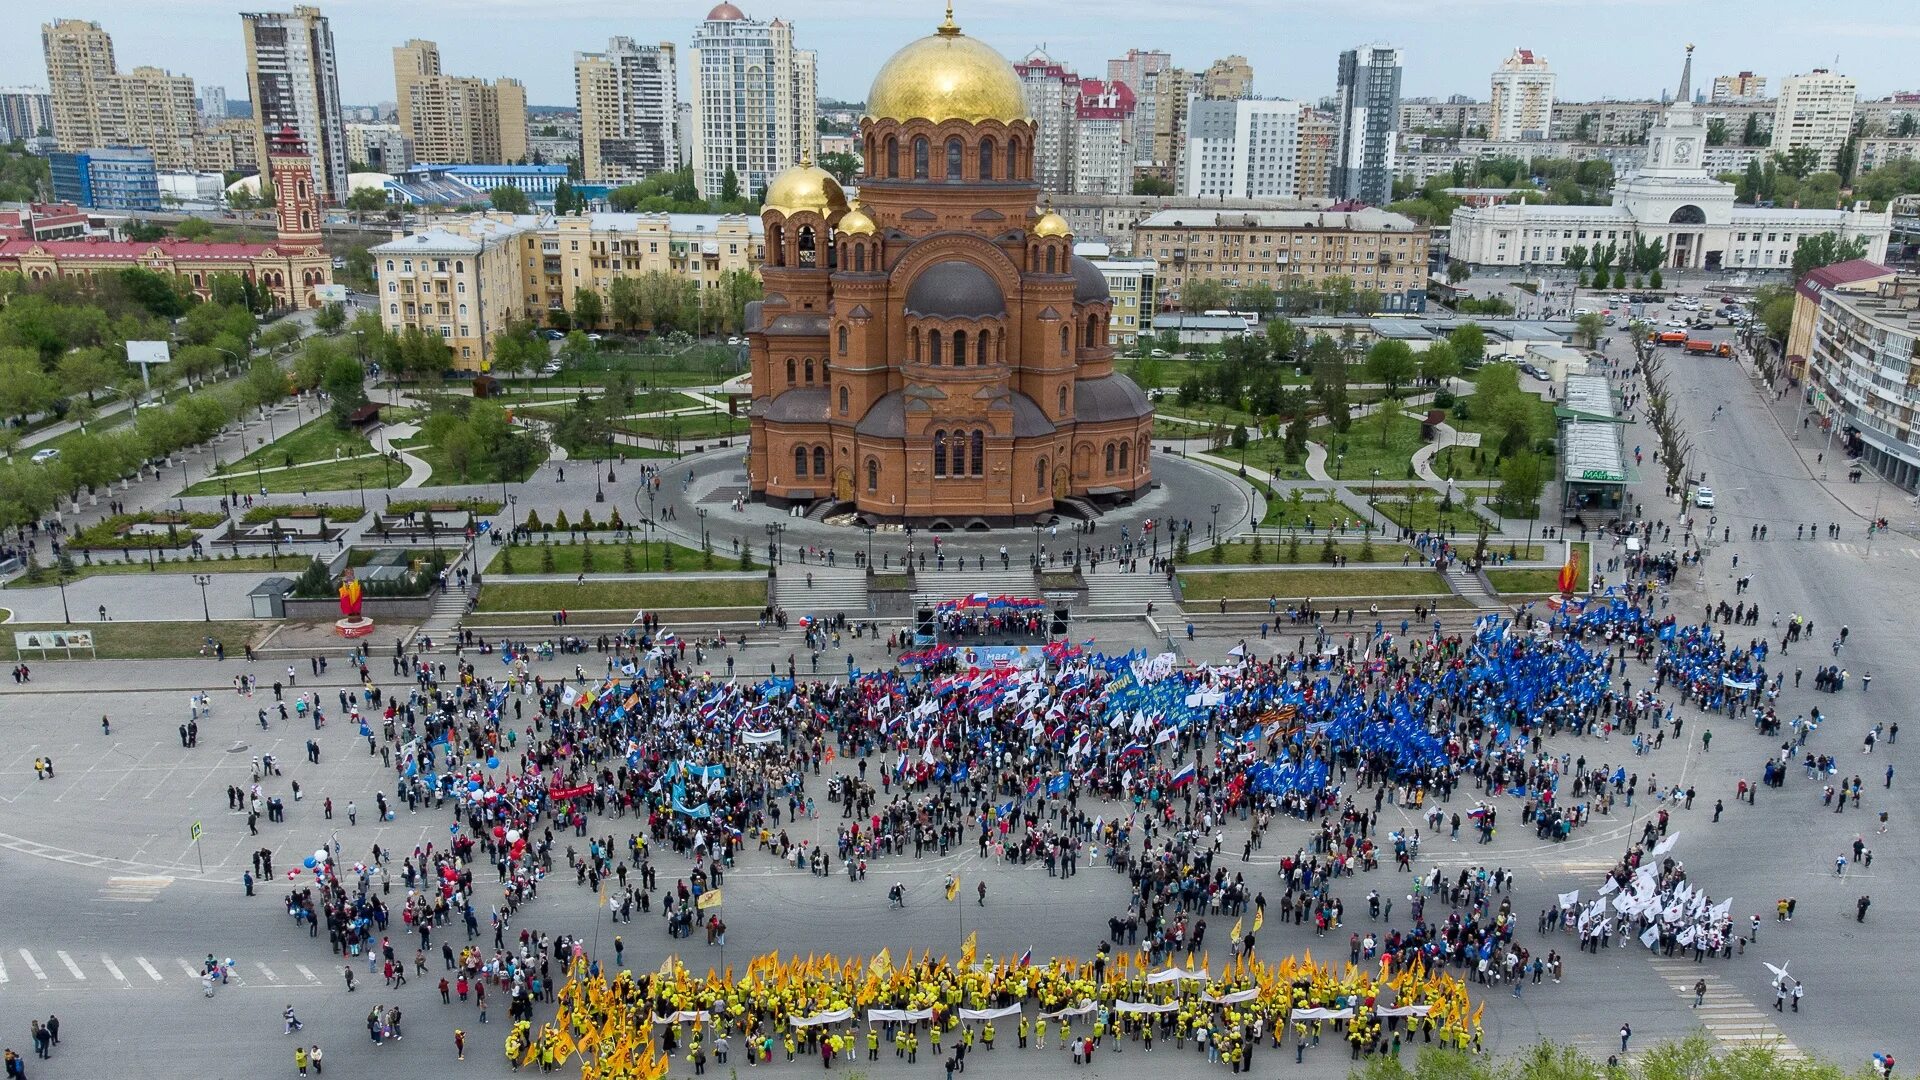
[50,146,159,211]
[574,37,679,184]
[1489,48,1555,141]
[1180,98,1305,200]
[1047,192,1332,253]
[1711,71,1767,104]
[689,4,816,201]
[1332,44,1402,205]
[242,6,348,201]
[1201,56,1254,100]
[1015,49,1081,194]
[393,39,527,166]
[1773,69,1857,171]
[1073,79,1134,195]
[41,20,200,168]
[0,87,54,142]
[1136,205,1428,312]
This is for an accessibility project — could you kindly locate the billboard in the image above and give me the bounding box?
[315,284,349,303]
[126,340,171,365]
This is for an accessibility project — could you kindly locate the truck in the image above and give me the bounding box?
[1650,330,1688,347]
[1683,339,1732,356]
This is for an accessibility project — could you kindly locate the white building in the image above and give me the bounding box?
[1332,44,1401,205]
[1772,69,1856,171]
[688,3,815,201]
[1489,49,1555,141]
[1072,79,1134,195]
[1015,49,1080,194]
[1450,47,1890,270]
[1181,98,1305,200]
[574,37,678,185]
[241,6,348,202]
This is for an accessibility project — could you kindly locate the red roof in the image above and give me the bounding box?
[0,236,277,262]
[1796,258,1892,301]
[1076,78,1135,121]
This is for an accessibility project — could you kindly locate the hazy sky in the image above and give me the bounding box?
[9,0,1915,109]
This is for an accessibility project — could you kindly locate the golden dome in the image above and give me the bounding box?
[837,200,875,236]
[865,6,1029,126]
[1032,205,1069,238]
[762,151,849,218]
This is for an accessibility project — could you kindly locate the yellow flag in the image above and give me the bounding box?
[868,947,892,982]
[960,931,977,968]
[1252,908,1264,933]
[697,888,724,910]
[1230,916,1243,942]
[946,876,960,902]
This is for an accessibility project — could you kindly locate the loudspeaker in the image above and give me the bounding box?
[1050,606,1069,637]
[915,606,934,638]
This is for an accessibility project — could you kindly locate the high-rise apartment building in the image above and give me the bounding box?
[688,3,816,201]
[1711,71,1767,104]
[1180,98,1304,200]
[1108,49,1170,174]
[1143,67,1195,184]
[1015,49,1081,193]
[242,6,348,201]
[41,20,201,168]
[1332,44,1402,206]
[198,85,227,123]
[0,87,54,141]
[1773,69,1857,171]
[394,39,527,165]
[1295,108,1335,198]
[1074,79,1135,195]
[574,37,679,184]
[1201,56,1254,100]
[1489,48,1554,141]
[346,122,413,172]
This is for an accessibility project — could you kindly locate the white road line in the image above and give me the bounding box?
[20,949,46,980]
[0,957,8,983]
[295,964,318,983]
[176,957,198,979]
[57,950,85,979]
[100,955,127,982]
[136,957,163,981]
[257,962,278,982]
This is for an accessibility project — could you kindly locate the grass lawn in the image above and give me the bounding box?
[1486,542,1591,594]
[1371,498,1487,534]
[6,620,274,659]
[0,607,10,621]
[1431,393,1560,480]
[564,442,680,461]
[184,455,401,496]
[1189,539,1417,565]
[1306,408,1431,483]
[474,578,766,613]
[212,415,372,476]
[1255,492,1339,529]
[1178,568,1448,601]
[1154,401,1264,429]
[395,437,542,488]
[617,412,746,442]
[485,540,738,575]
[6,553,314,588]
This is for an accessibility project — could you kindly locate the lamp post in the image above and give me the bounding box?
[699,507,710,555]
[1031,523,1042,568]
[355,468,365,511]
[595,453,606,503]
[193,573,212,622]
[1209,502,1221,545]
[863,522,874,569]
[1370,468,1381,534]
[1335,452,1345,484]
[507,494,518,542]
[54,556,71,624]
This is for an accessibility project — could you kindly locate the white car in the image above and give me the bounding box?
[726,335,743,346]
[1694,486,1715,508]
[541,362,563,375]
[31,448,59,463]
[1663,319,1685,329]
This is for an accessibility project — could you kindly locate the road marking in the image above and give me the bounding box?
[136,957,163,981]
[19,949,45,980]
[100,955,127,982]
[176,957,199,979]
[295,963,318,983]
[0,957,8,983]
[257,962,278,983]
[57,950,85,979]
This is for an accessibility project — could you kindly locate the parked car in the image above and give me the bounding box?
[726,335,743,346]
[541,361,563,375]
[1694,485,1715,508]
[543,329,564,340]
[31,448,59,463]
[1149,349,1170,358]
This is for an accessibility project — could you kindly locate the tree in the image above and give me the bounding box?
[1776,145,1820,181]
[1419,339,1459,385]
[571,286,604,330]
[720,167,742,204]
[1574,311,1605,347]
[490,319,546,382]
[1497,452,1545,515]
[1448,323,1487,370]
[1790,231,1869,280]
[0,347,55,421]
[1237,282,1277,320]
[1741,113,1762,146]
[313,302,346,334]
[607,276,645,331]
[173,216,215,241]
[1364,339,1417,395]
[560,330,595,370]
[1131,176,1174,195]
[1265,318,1296,363]
[1562,244,1588,271]
[394,325,452,380]
[1446,260,1471,285]
[1180,278,1230,313]
[489,185,532,214]
[817,151,860,184]
[56,347,122,403]
[1754,283,1795,344]
[343,187,389,223]
[1705,118,1729,146]
[323,353,368,427]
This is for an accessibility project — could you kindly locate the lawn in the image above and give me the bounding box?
[211,415,373,476]
[1304,408,1431,483]
[1486,542,1591,594]
[6,620,274,659]
[1177,568,1449,601]
[184,455,402,496]
[1370,497,1488,535]
[474,578,766,613]
[1429,392,1560,480]
[395,436,543,488]
[566,442,680,461]
[1190,539,1418,565]
[6,553,313,588]
[485,540,741,575]
[240,502,366,524]
[617,412,746,442]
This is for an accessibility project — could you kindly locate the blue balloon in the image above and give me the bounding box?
[303,856,317,869]
[486,756,500,769]
[450,823,462,834]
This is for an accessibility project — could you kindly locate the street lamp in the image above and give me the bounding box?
[863,522,874,569]
[699,507,710,555]
[1370,468,1381,534]
[1209,502,1221,544]
[193,573,212,622]
[507,494,518,542]
[54,555,71,624]
[1335,452,1345,484]
[355,469,365,511]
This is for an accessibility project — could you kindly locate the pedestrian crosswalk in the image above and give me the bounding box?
[95,875,173,903]
[0,948,327,991]
[1646,956,1804,1059]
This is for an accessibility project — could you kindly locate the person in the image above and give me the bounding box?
[309,1045,322,1074]
[1619,1023,1631,1053]
[285,1005,304,1034]
[454,1028,466,1060]
[295,1045,310,1076]
[1693,979,1706,1008]
[1857,895,1871,922]
[977,880,987,906]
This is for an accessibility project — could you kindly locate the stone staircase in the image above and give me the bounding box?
[1055,496,1099,521]
[803,498,849,522]
[772,565,870,615]
[910,567,1040,607]
[1443,561,1498,608]
[1081,569,1179,617]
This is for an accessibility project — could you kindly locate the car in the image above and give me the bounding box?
[726,335,743,346]
[30,448,59,463]
[541,362,563,375]
[1574,307,1593,316]
[1149,349,1170,358]
[586,333,603,342]
[1520,363,1548,380]
[543,329,563,340]
[1694,486,1715,508]
[1663,319,1685,329]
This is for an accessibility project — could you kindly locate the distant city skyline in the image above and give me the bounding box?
[6,0,1915,114]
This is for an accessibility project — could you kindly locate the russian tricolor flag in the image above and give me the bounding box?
[1018,948,1032,968]
[1169,762,1197,789]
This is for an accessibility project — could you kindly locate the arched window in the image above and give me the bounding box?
[1009,137,1022,178]
[786,358,796,385]
[976,330,990,366]
[1138,437,1149,470]
[1036,456,1049,493]
[837,325,848,355]
[1060,326,1069,355]
[1044,247,1057,274]
[455,261,464,273]
[911,327,921,362]
[950,432,966,477]
[1105,442,1116,473]
[953,330,967,367]
[853,245,866,272]
[929,331,943,366]
[946,138,963,179]
[866,457,879,492]
[794,444,809,477]
[913,137,929,179]
[885,137,899,178]
[804,358,815,383]
[839,385,849,414]
[1118,442,1129,471]
[813,446,826,476]
[1085,315,1097,348]
[970,430,984,476]
[797,225,817,267]
[978,137,996,180]
[1058,385,1068,415]
[933,430,947,477]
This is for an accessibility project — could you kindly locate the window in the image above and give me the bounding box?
[1008,136,1022,178]
[1105,443,1116,473]
[1036,456,1048,493]
[979,137,996,180]
[853,245,866,272]
[813,446,826,476]
[839,385,849,414]
[953,330,967,367]
[786,358,796,385]
[794,445,808,477]
[970,430,984,476]
[1045,247,1057,274]
[934,430,947,477]
[946,138,963,179]
[837,325,848,355]
[951,432,967,477]
[911,327,921,362]
[1060,326,1070,355]
[866,458,878,492]
[929,331,943,366]
[913,137,929,179]
[886,137,898,178]
[1118,442,1129,471]
[805,358,815,384]
[1058,386,1068,415]
[977,330,990,366]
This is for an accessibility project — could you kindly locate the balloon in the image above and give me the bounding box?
[506,829,521,843]
[385,811,395,821]
[486,756,500,769]
[303,856,316,869]
[286,869,300,878]
[314,849,328,863]
[491,826,506,839]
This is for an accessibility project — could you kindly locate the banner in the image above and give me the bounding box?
[549,784,595,800]
[791,1008,855,1028]
[696,888,723,910]
[1374,1005,1433,1017]
[1201,988,1260,1005]
[652,1011,711,1024]
[1039,1000,1096,1019]
[742,729,783,746]
[1557,890,1580,909]
[1113,1001,1180,1014]
[865,1008,934,1024]
[956,1005,1023,1021]
[1145,967,1209,984]
[1289,1007,1355,1020]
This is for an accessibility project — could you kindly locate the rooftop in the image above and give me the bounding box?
[1140,207,1423,232]
[1563,420,1628,485]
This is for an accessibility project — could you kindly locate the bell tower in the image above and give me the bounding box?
[268,126,323,252]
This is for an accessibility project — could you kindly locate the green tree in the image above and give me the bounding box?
[394,325,452,380]
[1131,176,1174,195]
[1705,118,1729,146]
[56,347,123,403]
[173,216,215,241]
[0,347,55,421]
[1741,113,1762,146]
[1562,244,1588,271]
[1265,318,1296,363]
[1364,339,1417,395]
[1790,231,1869,280]
[1777,145,1820,180]
[323,353,368,427]
[1574,311,1605,347]
[1237,282,1278,320]
[817,151,860,184]
[313,302,346,334]
[572,286,604,330]
[490,319,547,382]
[1497,452,1545,514]
[1419,339,1459,386]
[1448,323,1486,371]
[720,167,742,204]
[489,185,532,214]
[343,187,389,223]
[1180,278,1230,313]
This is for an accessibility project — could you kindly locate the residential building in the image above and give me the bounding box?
[1802,271,1920,490]
[394,40,527,166]
[1711,71,1767,104]
[1075,242,1155,345]
[1295,108,1335,197]
[242,6,348,202]
[1073,79,1134,195]
[1137,66,1194,184]
[1399,96,1485,137]
[50,146,159,211]
[1857,136,1920,174]
[574,37,678,184]
[1180,98,1305,200]
[390,39,439,134]
[372,212,538,370]
[1489,49,1555,141]
[1450,48,1891,269]
[0,87,54,141]
[1332,44,1402,205]
[1048,192,1333,253]
[688,3,816,201]
[528,211,763,325]
[41,21,200,168]
[4,130,331,307]
[1200,56,1253,100]
[197,85,228,122]
[346,122,413,172]
[1135,205,1429,313]
[1108,49,1170,173]
[1015,49,1080,193]
[195,117,260,174]
[1785,257,1894,380]
[1107,49,1171,100]
[1772,69,1857,171]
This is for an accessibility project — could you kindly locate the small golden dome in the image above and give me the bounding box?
[762,151,849,219]
[837,200,875,236]
[865,6,1029,126]
[1032,206,1070,238]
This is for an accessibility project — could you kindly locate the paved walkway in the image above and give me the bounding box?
[366,422,431,487]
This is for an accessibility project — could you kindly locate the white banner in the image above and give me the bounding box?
[1039,1000,1096,1019]
[1650,833,1679,857]
[741,729,783,746]
[1557,890,1580,909]
[1202,988,1260,1005]
[956,1005,1023,1021]
[1290,1007,1355,1020]
[1597,877,1619,896]
[792,1008,856,1027]
[1374,1005,1433,1017]
[652,1011,711,1024]
[1113,1001,1180,1014]
[1145,967,1209,984]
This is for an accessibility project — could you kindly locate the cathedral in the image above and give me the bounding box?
[744,7,1154,526]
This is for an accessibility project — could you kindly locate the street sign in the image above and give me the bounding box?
[190,821,202,841]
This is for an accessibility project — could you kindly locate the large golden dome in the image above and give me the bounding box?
[865,7,1029,126]
[762,151,849,218]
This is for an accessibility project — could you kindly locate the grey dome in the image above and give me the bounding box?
[1073,374,1151,423]
[905,261,1005,319]
[1070,255,1109,304]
